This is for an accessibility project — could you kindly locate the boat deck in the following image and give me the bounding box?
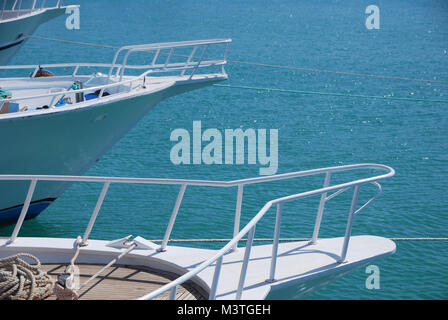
[42,264,205,300]
[0,235,396,300]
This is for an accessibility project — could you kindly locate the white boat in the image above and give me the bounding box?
[0,163,395,300]
[0,39,231,224]
[0,0,77,65]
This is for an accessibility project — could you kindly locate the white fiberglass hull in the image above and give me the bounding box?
[0,6,70,65]
[0,79,221,223]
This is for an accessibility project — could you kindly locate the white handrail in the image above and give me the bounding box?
[0,163,394,185]
[1,163,394,299]
[0,0,69,20]
[0,39,230,107]
[107,39,230,79]
[138,164,394,300]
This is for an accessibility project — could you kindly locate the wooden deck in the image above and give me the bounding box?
[42,264,206,300]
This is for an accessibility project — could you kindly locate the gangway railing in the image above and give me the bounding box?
[0,163,395,300]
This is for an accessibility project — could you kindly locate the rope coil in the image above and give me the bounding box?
[0,253,54,300]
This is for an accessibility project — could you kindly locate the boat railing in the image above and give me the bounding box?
[0,39,231,109]
[0,163,395,299]
[108,39,231,82]
[0,0,62,20]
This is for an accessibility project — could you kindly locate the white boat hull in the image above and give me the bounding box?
[0,7,68,65]
[0,79,223,223]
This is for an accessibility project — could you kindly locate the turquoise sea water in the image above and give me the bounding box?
[1,0,447,299]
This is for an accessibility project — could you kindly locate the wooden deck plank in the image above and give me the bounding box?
[42,264,205,300]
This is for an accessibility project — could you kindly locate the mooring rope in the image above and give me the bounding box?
[213,83,448,104]
[53,236,82,300]
[53,236,137,300]
[24,34,119,49]
[150,237,448,243]
[226,60,448,84]
[78,242,137,290]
